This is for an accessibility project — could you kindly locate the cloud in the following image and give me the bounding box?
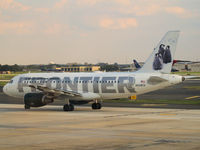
[76,0,99,6]
[76,0,131,6]
[99,18,138,30]
[34,8,50,13]
[54,0,68,9]
[0,0,31,11]
[34,0,67,13]
[44,24,62,34]
[133,4,161,16]
[165,6,193,18]
[0,21,34,34]
[44,24,70,35]
[117,3,161,16]
[115,0,131,6]
[165,7,185,15]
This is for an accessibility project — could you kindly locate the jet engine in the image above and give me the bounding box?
[24,93,54,107]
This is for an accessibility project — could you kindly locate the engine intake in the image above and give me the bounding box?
[24,93,54,107]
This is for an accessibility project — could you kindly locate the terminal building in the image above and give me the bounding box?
[60,66,100,72]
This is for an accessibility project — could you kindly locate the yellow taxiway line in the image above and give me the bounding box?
[185,96,200,100]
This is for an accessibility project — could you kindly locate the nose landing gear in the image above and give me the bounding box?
[24,104,30,110]
[63,104,74,111]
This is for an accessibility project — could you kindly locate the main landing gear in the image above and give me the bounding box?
[63,99,102,111]
[91,100,102,110]
[63,99,75,111]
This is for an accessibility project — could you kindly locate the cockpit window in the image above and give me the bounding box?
[9,80,13,84]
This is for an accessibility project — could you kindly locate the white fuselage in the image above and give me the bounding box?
[3,72,183,101]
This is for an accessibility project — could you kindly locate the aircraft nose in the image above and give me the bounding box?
[3,84,8,95]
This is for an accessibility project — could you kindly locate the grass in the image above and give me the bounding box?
[184,86,200,90]
[0,81,9,86]
[172,72,200,76]
[0,74,17,80]
[104,99,200,105]
[0,72,31,80]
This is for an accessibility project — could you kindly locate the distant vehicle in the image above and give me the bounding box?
[173,60,200,65]
[3,31,184,111]
[173,60,200,71]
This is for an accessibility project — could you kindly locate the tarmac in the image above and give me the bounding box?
[0,104,200,150]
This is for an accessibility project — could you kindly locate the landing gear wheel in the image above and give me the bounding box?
[24,105,30,110]
[92,103,102,110]
[63,104,74,111]
[69,104,74,111]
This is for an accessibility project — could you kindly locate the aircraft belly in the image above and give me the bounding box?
[100,93,135,99]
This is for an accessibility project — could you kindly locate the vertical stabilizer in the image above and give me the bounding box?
[138,31,180,74]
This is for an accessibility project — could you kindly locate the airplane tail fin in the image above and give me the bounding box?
[133,59,141,69]
[137,31,180,74]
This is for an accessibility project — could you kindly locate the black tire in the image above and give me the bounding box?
[63,104,74,111]
[63,104,70,111]
[92,103,97,109]
[96,103,102,109]
[92,103,102,110]
[24,105,30,110]
[69,104,74,111]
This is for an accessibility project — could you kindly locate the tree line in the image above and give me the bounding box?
[0,64,23,72]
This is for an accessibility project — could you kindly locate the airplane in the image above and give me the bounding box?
[133,59,141,70]
[3,31,185,111]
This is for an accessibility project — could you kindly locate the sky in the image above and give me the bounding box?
[0,0,200,65]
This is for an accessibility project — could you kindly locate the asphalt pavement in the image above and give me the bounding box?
[1,104,200,150]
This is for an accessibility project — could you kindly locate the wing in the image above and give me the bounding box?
[29,85,81,98]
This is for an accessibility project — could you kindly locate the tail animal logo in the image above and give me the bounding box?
[153,44,172,70]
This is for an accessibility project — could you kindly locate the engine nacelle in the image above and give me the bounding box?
[24,93,54,107]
